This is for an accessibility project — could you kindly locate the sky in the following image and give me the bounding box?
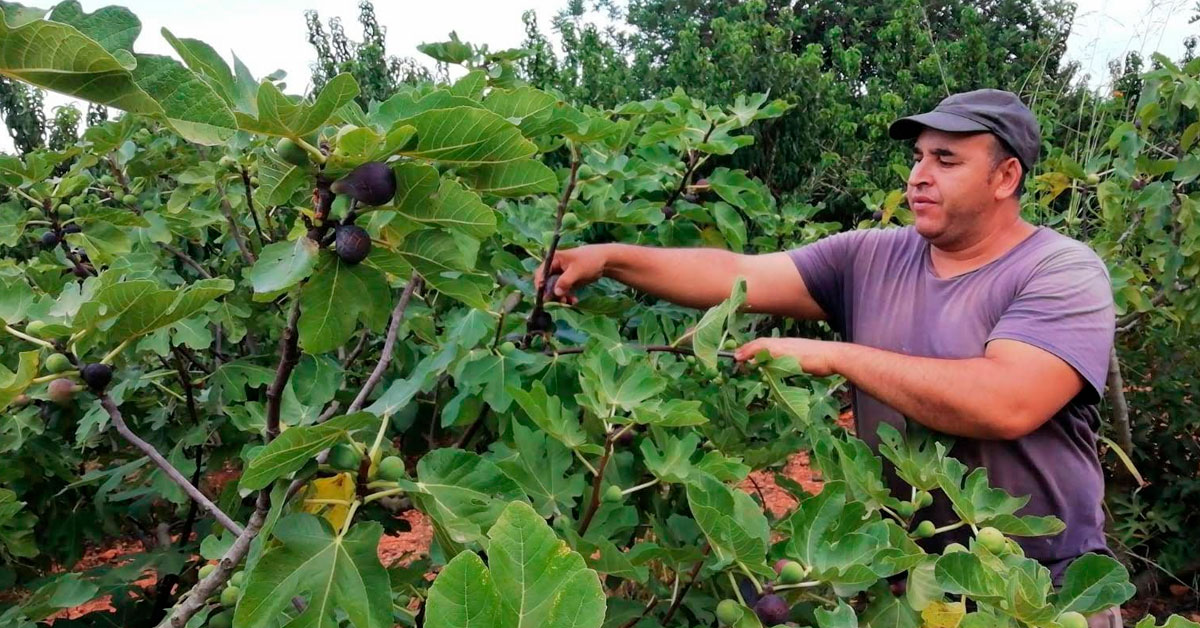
[1,0,1195,153]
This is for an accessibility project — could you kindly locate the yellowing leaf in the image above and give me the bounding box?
[303,472,356,530]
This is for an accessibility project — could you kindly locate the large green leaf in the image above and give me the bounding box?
[640,432,699,484]
[1049,553,1135,615]
[234,515,392,628]
[298,255,391,354]
[253,147,307,207]
[248,237,320,294]
[406,448,526,545]
[459,159,558,197]
[76,277,233,342]
[425,501,605,628]
[235,72,359,138]
[576,348,667,416]
[238,413,376,491]
[488,423,586,518]
[0,487,37,559]
[690,277,746,371]
[398,106,537,165]
[396,228,474,277]
[685,473,769,572]
[160,27,237,108]
[364,342,457,417]
[936,455,1065,535]
[781,481,893,593]
[397,177,496,239]
[508,381,596,453]
[876,421,948,491]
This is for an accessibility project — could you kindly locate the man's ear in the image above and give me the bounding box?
[991,157,1022,200]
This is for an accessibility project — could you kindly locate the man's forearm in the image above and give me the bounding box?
[602,243,744,310]
[830,342,1030,440]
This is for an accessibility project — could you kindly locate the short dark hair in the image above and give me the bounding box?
[990,135,1026,198]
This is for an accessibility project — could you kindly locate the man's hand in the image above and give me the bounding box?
[534,245,609,305]
[732,337,843,377]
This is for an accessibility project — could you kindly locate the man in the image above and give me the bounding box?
[536,89,1120,626]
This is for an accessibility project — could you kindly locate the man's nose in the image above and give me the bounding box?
[908,160,932,189]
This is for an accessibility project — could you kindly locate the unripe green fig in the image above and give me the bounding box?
[777,560,805,584]
[27,206,44,219]
[25,320,49,337]
[218,585,239,607]
[916,490,933,508]
[329,443,362,471]
[977,526,1007,554]
[275,138,310,167]
[208,610,232,628]
[872,209,884,221]
[45,353,72,373]
[560,212,580,230]
[715,599,741,625]
[377,456,405,482]
[218,156,237,170]
[198,563,216,579]
[229,571,244,587]
[250,176,259,186]
[48,378,76,406]
[99,174,114,186]
[334,225,371,265]
[56,203,72,217]
[722,338,738,350]
[603,485,623,503]
[122,194,137,205]
[498,341,517,356]
[943,543,968,554]
[1057,611,1088,628]
[80,363,113,391]
[331,162,396,206]
[895,501,915,518]
[1085,173,1100,185]
[914,520,936,538]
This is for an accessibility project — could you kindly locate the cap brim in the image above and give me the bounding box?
[888,111,990,140]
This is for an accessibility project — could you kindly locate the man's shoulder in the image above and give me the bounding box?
[1022,227,1110,277]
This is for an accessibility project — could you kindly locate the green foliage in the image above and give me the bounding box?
[0,3,1194,628]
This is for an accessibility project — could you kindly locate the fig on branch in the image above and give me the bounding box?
[777,560,805,584]
[218,155,237,170]
[25,321,49,337]
[378,456,405,482]
[275,138,310,167]
[329,443,362,471]
[914,520,936,538]
[45,353,72,373]
[56,203,72,218]
[331,162,396,206]
[498,341,517,356]
[62,224,81,235]
[528,309,555,334]
[122,194,137,205]
[603,485,624,503]
[560,212,580,230]
[1057,611,1088,628]
[715,599,742,625]
[753,594,790,625]
[895,501,915,518]
[198,564,216,579]
[40,231,60,247]
[81,363,112,391]
[334,225,371,265]
[916,490,933,508]
[48,378,77,405]
[218,585,240,607]
[943,543,968,554]
[872,209,884,221]
[976,526,1008,554]
[208,611,233,628]
[99,175,114,186]
[1131,177,1146,191]
[229,571,244,587]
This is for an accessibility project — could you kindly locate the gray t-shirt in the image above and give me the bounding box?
[787,224,1115,581]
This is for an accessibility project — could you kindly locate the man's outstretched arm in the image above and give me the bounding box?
[734,337,1085,440]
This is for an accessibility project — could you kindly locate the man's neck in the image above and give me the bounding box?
[929,215,1037,279]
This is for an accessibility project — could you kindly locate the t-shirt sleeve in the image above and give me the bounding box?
[786,229,869,333]
[986,246,1115,404]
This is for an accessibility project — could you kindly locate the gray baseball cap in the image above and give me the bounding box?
[888,89,1040,171]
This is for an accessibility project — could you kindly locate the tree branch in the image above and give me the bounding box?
[347,273,422,414]
[240,167,269,245]
[1105,346,1134,455]
[265,300,302,440]
[157,491,270,628]
[160,243,213,279]
[661,544,711,625]
[100,395,242,536]
[529,144,581,326]
[218,191,256,265]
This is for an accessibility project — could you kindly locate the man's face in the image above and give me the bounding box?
[906,129,1010,248]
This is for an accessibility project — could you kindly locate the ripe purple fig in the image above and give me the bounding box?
[753,593,789,625]
[80,363,113,391]
[334,225,371,264]
[41,231,60,247]
[330,162,396,206]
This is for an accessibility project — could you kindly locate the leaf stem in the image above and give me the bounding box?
[573,448,598,475]
[100,337,133,365]
[728,571,746,606]
[933,521,968,535]
[347,274,422,413]
[3,325,55,349]
[293,136,327,164]
[31,371,78,384]
[620,477,659,496]
[338,500,360,537]
[363,487,407,504]
[13,187,41,207]
[736,560,763,595]
[773,580,824,591]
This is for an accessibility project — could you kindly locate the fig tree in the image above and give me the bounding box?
[977,526,1007,554]
[753,594,790,625]
[45,353,72,373]
[198,564,216,579]
[603,485,624,503]
[219,585,239,607]
[1057,611,1088,628]
[914,520,936,538]
[378,456,405,482]
[276,137,313,167]
[329,443,362,471]
[715,599,741,625]
[777,560,805,584]
[80,363,113,391]
[334,225,371,265]
[40,231,60,247]
[48,378,76,406]
[331,162,396,206]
